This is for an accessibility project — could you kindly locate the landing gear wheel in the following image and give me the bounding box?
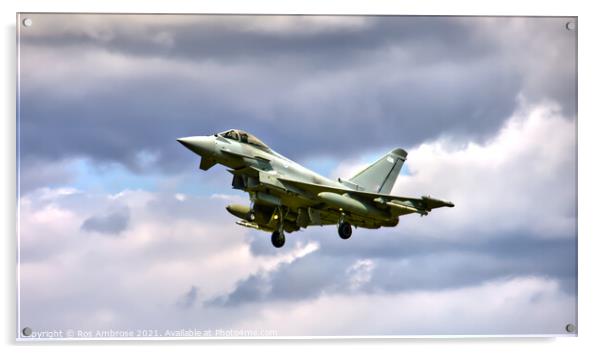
[271,230,285,248]
[338,222,352,240]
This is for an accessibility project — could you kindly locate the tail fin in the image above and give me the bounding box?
[349,148,407,194]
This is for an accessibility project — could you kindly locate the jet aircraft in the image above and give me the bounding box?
[177,129,453,248]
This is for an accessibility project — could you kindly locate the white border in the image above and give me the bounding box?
[3,0,600,353]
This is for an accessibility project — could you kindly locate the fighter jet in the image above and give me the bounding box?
[177,129,453,248]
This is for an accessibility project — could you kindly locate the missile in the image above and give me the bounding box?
[317,192,389,219]
[386,201,427,216]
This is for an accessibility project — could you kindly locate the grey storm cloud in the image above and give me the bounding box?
[18,15,576,174]
[176,286,199,309]
[81,207,130,235]
[211,231,576,307]
[207,253,348,306]
[18,157,75,193]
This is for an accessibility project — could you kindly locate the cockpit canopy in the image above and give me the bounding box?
[219,129,270,150]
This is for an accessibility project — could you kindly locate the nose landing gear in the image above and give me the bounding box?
[271,230,285,248]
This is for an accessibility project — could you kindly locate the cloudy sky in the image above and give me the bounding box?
[17,14,577,337]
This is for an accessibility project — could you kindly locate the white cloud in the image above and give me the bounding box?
[346,259,375,291]
[18,188,319,331]
[174,193,187,201]
[236,276,575,336]
[334,101,576,241]
[210,193,247,203]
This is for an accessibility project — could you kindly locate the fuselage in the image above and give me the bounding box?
[177,133,349,191]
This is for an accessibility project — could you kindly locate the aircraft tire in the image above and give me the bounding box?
[271,230,285,248]
[338,222,352,240]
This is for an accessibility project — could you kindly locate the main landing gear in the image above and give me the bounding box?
[271,206,285,248]
[271,230,285,248]
[338,221,352,240]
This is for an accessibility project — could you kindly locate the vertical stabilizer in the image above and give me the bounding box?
[348,148,407,194]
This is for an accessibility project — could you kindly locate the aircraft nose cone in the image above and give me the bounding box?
[176,137,197,150]
[177,136,214,156]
